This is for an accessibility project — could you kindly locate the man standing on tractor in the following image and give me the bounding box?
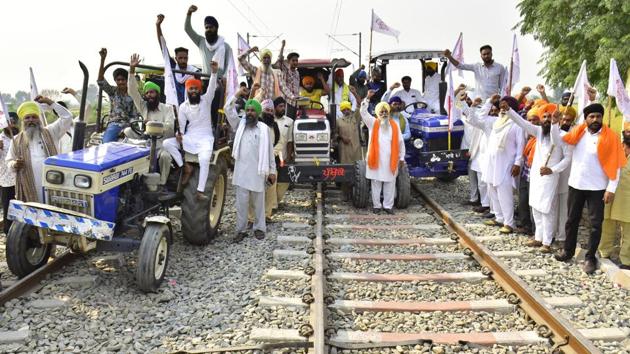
[128,54,176,189]
[331,69,357,119]
[239,46,296,105]
[350,65,368,100]
[97,48,139,143]
[156,14,199,105]
[381,76,422,110]
[360,90,406,214]
[225,87,276,242]
[162,61,219,201]
[6,96,74,203]
[276,40,301,118]
[444,45,507,100]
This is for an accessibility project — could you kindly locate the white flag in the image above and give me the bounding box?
[29,67,47,126]
[572,60,590,124]
[448,32,464,78]
[371,10,400,41]
[160,36,179,108]
[0,92,10,130]
[607,58,630,121]
[506,33,521,92]
[224,52,239,102]
[237,33,250,76]
[445,69,456,132]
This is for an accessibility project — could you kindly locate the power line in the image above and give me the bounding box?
[237,0,271,33]
[226,0,263,33]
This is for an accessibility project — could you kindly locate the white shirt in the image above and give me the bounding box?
[457,61,507,100]
[0,133,16,187]
[359,100,406,182]
[274,115,294,161]
[567,129,620,193]
[177,74,218,154]
[382,87,423,106]
[422,74,441,113]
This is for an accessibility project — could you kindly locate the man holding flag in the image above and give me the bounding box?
[444,45,507,100]
[128,54,176,188]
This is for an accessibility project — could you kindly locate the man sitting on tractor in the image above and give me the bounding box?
[163,61,219,201]
[128,54,176,189]
[7,96,74,203]
[299,73,330,105]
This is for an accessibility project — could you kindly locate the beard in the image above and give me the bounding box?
[146,97,160,111]
[205,32,218,44]
[25,124,41,141]
[542,123,551,135]
[588,121,602,133]
[560,124,571,132]
[187,92,200,105]
[245,113,258,126]
[262,113,274,127]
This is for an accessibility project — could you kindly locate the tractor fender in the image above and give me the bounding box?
[143,216,173,243]
[211,146,230,165]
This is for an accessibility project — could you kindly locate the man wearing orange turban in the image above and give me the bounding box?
[360,91,405,214]
[299,72,330,104]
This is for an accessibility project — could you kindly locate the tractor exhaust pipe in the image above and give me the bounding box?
[72,61,89,151]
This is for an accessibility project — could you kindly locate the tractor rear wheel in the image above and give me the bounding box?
[6,222,52,278]
[181,156,228,245]
[351,160,370,208]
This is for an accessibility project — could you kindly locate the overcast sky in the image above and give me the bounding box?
[0,0,545,96]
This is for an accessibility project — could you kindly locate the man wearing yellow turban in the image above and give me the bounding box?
[360,91,406,214]
[7,96,74,202]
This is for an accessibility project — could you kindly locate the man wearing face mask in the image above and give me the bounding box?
[506,103,571,253]
[6,97,73,203]
[225,88,276,242]
[128,54,176,189]
[0,112,19,234]
[553,105,577,243]
[163,62,218,201]
[460,94,524,234]
[555,103,627,274]
[360,90,406,215]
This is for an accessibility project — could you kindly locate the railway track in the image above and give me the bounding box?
[246,182,624,354]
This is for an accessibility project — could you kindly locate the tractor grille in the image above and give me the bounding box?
[46,189,94,216]
[296,121,327,131]
[425,136,462,151]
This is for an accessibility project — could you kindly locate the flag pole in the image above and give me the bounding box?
[368,9,374,76]
[606,96,612,127]
[508,57,513,96]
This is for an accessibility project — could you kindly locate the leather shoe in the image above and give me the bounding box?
[620,264,630,270]
[554,251,573,262]
[372,208,381,214]
[473,206,489,213]
[583,259,597,274]
[383,208,394,215]
[483,212,495,219]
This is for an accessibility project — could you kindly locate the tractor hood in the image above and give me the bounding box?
[45,142,150,172]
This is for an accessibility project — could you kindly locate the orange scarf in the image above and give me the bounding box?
[523,136,536,167]
[562,123,627,180]
[368,118,400,173]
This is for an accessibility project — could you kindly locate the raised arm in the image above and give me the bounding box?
[318,72,330,95]
[225,87,248,129]
[156,14,165,50]
[381,82,400,103]
[127,54,145,115]
[184,5,204,44]
[506,107,539,137]
[275,40,287,71]
[202,61,219,105]
[238,46,259,76]
[97,48,107,82]
[359,91,377,128]
[39,96,73,140]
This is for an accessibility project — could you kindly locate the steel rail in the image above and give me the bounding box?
[309,183,327,354]
[0,252,79,305]
[412,182,600,354]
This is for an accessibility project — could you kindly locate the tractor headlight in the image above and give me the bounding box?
[317,133,329,142]
[294,133,307,142]
[46,170,64,184]
[413,138,424,149]
[74,175,92,189]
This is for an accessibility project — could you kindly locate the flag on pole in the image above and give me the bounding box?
[446,69,456,132]
[224,52,239,101]
[29,67,47,126]
[160,36,179,108]
[504,33,520,95]
[0,91,10,130]
[448,32,465,78]
[572,60,590,123]
[607,58,630,122]
[371,10,400,41]
[237,33,250,75]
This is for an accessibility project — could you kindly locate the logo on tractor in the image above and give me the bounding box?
[103,167,134,185]
[50,196,89,208]
[322,167,345,180]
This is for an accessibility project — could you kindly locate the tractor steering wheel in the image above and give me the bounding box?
[308,101,325,110]
[128,118,146,137]
[404,101,428,115]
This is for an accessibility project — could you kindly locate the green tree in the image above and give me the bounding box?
[14,91,29,105]
[516,0,630,95]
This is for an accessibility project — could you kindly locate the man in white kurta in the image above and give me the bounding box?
[554,107,577,242]
[461,95,524,233]
[128,54,176,187]
[225,89,276,241]
[360,91,406,214]
[506,104,571,251]
[163,64,217,200]
[461,110,490,212]
[7,98,73,203]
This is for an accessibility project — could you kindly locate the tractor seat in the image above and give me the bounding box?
[158,192,180,206]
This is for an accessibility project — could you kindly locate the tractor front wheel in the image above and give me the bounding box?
[6,222,52,278]
[136,223,170,292]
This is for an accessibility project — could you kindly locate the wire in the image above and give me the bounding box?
[226,0,263,33]
[237,0,271,33]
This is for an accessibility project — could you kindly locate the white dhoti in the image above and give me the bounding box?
[163,136,214,192]
[468,166,480,203]
[236,186,265,233]
[487,177,514,227]
[532,194,558,246]
[371,180,396,209]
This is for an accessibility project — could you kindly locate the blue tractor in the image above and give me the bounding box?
[5,61,229,292]
[369,50,468,182]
